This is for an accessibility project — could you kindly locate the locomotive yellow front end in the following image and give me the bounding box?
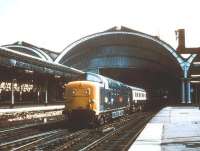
[64,81,100,123]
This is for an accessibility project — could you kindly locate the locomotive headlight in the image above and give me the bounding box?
[85,90,88,94]
[85,89,90,95]
[89,99,94,104]
[72,90,76,94]
[104,97,108,103]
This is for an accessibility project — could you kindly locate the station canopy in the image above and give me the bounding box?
[0,41,83,78]
[3,41,59,62]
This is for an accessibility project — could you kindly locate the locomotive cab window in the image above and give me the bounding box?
[86,74,102,83]
[76,73,102,83]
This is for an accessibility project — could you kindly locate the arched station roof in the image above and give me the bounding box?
[55,26,184,77]
[3,41,54,62]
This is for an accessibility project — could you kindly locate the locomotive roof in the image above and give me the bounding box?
[86,72,146,92]
[128,86,146,92]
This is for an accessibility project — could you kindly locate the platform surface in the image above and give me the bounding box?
[129,106,200,151]
[0,105,65,115]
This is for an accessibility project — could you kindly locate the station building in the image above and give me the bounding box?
[0,26,199,107]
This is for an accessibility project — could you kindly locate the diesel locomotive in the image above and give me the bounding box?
[63,72,147,125]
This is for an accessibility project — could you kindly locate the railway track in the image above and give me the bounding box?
[42,129,90,151]
[0,119,65,145]
[34,113,143,151]
[77,112,154,151]
[0,129,65,150]
[0,120,90,151]
[0,112,155,151]
[40,112,152,151]
[0,128,91,151]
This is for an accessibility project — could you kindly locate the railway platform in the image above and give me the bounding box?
[129,106,200,151]
[0,105,65,115]
[0,105,65,128]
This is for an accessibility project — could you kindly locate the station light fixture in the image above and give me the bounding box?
[55,75,61,78]
[181,54,191,59]
[25,69,34,74]
[191,75,200,77]
[193,62,200,65]
[191,80,200,83]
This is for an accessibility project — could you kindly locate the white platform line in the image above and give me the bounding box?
[0,105,65,114]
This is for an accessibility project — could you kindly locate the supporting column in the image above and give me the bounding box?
[19,91,22,102]
[181,78,186,103]
[11,80,15,107]
[0,89,1,101]
[187,79,191,104]
[45,88,48,105]
[195,85,198,105]
[45,80,48,105]
[37,90,40,104]
[19,84,22,102]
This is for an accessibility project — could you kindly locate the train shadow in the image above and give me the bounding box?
[65,120,91,131]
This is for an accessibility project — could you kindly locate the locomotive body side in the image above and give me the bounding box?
[63,72,147,125]
[99,81,131,120]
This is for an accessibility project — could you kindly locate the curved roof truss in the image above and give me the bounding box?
[55,31,184,66]
[5,45,53,62]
